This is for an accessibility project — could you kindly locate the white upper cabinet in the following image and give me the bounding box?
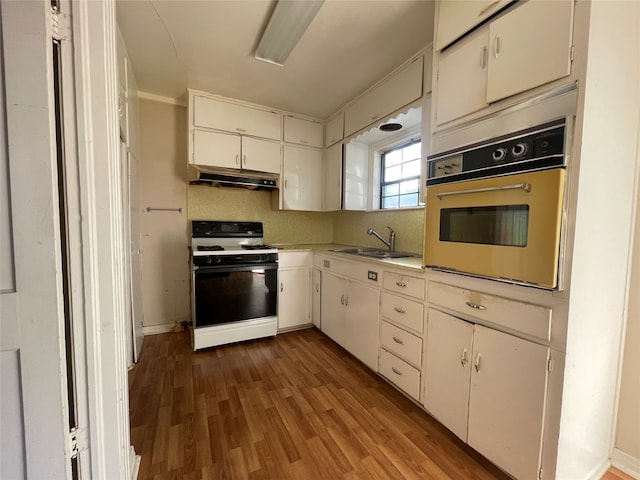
[282,145,323,211]
[436,29,490,125]
[486,0,574,103]
[343,141,368,211]
[435,0,512,51]
[283,116,323,148]
[192,94,282,141]
[191,130,280,174]
[434,0,574,126]
[344,56,423,137]
[325,112,344,147]
[323,142,342,211]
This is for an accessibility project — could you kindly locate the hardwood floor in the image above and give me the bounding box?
[129,328,511,479]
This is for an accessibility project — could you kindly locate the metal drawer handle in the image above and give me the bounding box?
[474,353,482,372]
[437,183,531,199]
[465,301,487,311]
[235,127,246,133]
[341,294,344,305]
[393,306,406,314]
[391,367,402,376]
[478,0,500,16]
[392,336,404,345]
[395,281,407,288]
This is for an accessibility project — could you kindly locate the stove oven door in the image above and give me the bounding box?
[193,263,278,328]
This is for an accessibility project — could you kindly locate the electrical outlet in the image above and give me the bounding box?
[368,271,378,282]
[323,259,330,268]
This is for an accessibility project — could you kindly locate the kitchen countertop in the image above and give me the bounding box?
[273,243,425,272]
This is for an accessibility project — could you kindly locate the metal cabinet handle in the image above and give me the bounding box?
[437,183,531,199]
[393,306,406,314]
[478,0,500,16]
[280,282,284,293]
[341,294,344,305]
[300,139,309,144]
[371,114,379,121]
[391,367,402,376]
[480,45,487,69]
[493,34,501,58]
[474,353,482,372]
[345,295,349,307]
[315,283,319,293]
[235,127,246,133]
[465,301,487,311]
[460,348,469,367]
[392,336,404,345]
[395,281,407,288]
[235,154,240,166]
[243,154,247,165]
[284,179,288,188]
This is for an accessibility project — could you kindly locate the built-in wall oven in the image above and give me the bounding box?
[191,221,278,350]
[424,114,572,289]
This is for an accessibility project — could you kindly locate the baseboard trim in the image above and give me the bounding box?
[611,448,640,479]
[142,324,175,336]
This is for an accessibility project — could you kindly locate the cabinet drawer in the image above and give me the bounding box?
[428,282,552,341]
[383,271,425,300]
[381,292,424,333]
[380,320,422,367]
[379,349,421,401]
[278,251,312,268]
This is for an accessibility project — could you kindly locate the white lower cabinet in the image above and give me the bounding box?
[321,271,379,370]
[425,308,550,480]
[312,268,321,328]
[278,252,312,331]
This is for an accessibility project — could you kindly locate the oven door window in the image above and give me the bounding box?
[194,265,277,328]
[440,205,530,247]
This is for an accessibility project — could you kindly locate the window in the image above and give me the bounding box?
[380,140,422,209]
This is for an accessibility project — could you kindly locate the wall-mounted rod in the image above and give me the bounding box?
[145,207,183,213]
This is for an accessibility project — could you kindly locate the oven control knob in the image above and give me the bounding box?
[204,257,213,264]
[512,142,528,158]
[492,147,507,162]
[214,257,222,264]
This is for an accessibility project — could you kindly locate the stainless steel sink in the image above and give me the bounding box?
[329,247,418,259]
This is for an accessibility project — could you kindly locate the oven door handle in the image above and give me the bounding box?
[194,263,278,274]
[436,183,531,199]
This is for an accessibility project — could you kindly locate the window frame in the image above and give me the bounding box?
[379,138,423,210]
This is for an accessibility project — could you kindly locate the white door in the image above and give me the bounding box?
[278,268,311,330]
[1,1,73,477]
[192,129,240,168]
[343,281,379,370]
[467,325,549,480]
[242,136,281,174]
[282,145,322,211]
[424,309,473,441]
[320,272,345,345]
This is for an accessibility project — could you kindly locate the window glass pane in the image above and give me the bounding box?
[383,183,399,196]
[383,196,399,209]
[403,142,421,161]
[399,193,419,207]
[402,159,420,178]
[384,165,401,182]
[400,179,419,194]
[385,149,402,167]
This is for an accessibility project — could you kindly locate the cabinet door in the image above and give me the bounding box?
[192,130,240,168]
[468,325,549,480]
[320,272,346,346]
[424,309,473,441]
[193,95,282,140]
[282,145,322,211]
[343,141,368,211]
[278,268,311,330]
[284,116,323,148]
[312,268,321,328]
[343,280,379,370]
[436,28,490,126]
[486,0,573,103]
[325,112,344,147]
[241,137,281,174]
[323,142,342,211]
[435,0,512,51]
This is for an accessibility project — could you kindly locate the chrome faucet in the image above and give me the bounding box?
[367,226,396,252]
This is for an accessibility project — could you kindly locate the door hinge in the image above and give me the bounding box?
[68,427,79,459]
[51,9,71,42]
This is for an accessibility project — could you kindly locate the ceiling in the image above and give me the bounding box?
[116,0,435,119]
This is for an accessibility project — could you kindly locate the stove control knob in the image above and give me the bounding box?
[204,257,213,264]
[214,257,222,264]
[492,147,507,162]
[512,142,528,158]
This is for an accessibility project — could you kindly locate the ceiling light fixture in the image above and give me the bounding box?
[379,123,403,132]
[255,0,324,66]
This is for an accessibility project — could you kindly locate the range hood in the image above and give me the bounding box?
[188,165,279,190]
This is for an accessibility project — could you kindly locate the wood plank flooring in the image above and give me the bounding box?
[128,328,632,480]
[129,328,510,479]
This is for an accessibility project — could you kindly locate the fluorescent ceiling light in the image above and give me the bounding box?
[255,0,324,66]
